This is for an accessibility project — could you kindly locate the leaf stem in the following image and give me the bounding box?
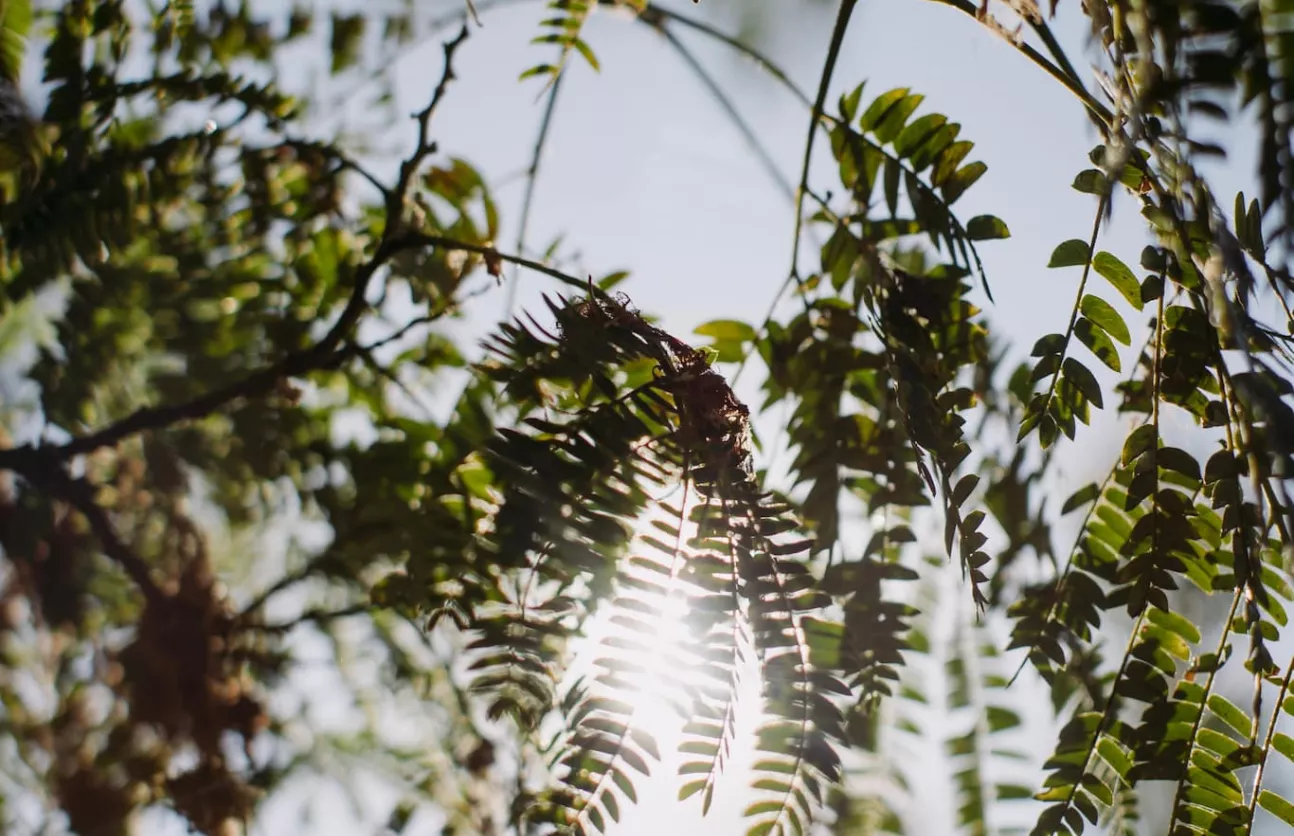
[786,0,859,308]
[1164,588,1244,828]
[1051,607,1146,826]
[923,0,1112,130]
[1246,651,1294,830]
[504,69,566,317]
[1039,189,1110,431]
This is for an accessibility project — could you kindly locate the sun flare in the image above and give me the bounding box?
[558,502,767,832]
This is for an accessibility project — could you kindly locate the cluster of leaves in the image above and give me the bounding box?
[976,0,1294,825]
[440,77,1025,833]
[522,0,648,83]
[465,289,852,834]
[0,2,525,834]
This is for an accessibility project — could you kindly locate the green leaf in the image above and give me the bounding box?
[1048,239,1091,268]
[1122,425,1157,465]
[884,157,901,215]
[1145,607,1202,644]
[951,474,979,507]
[839,83,865,122]
[1207,695,1252,737]
[1062,357,1103,408]
[1074,317,1122,372]
[859,87,909,131]
[894,112,946,157]
[1259,791,1294,826]
[988,706,1021,731]
[965,215,1010,240]
[1072,169,1107,195]
[694,319,756,342]
[1061,482,1100,514]
[1157,447,1201,483]
[940,161,987,204]
[0,0,32,82]
[931,140,974,186]
[573,38,600,71]
[329,12,365,74]
[1096,737,1133,776]
[1079,295,1131,344]
[597,271,630,291]
[519,63,557,81]
[1273,732,1294,763]
[1092,252,1143,310]
[1038,414,1058,448]
[678,781,705,802]
[1031,333,1066,357]
[1141,275,1164,303]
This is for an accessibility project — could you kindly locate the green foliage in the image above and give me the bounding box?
[522,0,648,84]
[0,0,1293,835]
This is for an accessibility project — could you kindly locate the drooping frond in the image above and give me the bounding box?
[764,85,1001,617]
[945,618,1033,836]
[522,0,648,85]
[471,288,851,833]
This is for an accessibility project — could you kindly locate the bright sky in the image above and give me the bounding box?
[68,0,1273,833]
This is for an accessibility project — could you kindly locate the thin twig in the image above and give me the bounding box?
[656,25,795,203]
[258,602,373,633]
[464,0,483,26]
[642,4,813,109]
[277,137,391,199]
[403,233,589,291]
[504,70,567,317]
[390,25,472,223]
[783,0,857,317]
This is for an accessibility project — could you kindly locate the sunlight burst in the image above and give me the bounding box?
[559,500,766,832]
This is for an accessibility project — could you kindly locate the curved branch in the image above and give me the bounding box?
[642,4,813,109]
[656,24,796,202]
[922,0,1112,130]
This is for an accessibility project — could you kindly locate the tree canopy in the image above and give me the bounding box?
[0,0,1292,835]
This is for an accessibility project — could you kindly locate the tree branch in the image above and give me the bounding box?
[0,235,580,473]
[0,28,472,470]
[4,447,164,605]
[390,25,471,224]
[655,24,796,203]
[256,602,373,633]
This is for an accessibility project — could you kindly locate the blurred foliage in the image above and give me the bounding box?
[0,0,1291,835]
